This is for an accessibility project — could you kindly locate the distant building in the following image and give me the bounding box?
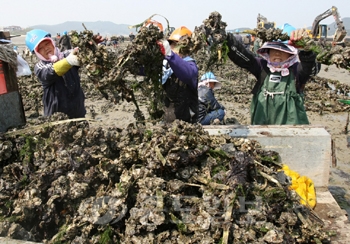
[4,26,22,31]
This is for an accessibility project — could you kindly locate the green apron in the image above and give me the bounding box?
[250,70,309,125]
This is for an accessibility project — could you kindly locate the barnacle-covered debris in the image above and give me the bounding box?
[193,11,229,71]
[68,15,208,122]
[0,116,332,243]
[69,23,165,121]
[254,27,290,43]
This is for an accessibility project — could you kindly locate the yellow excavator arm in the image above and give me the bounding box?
[257,13,276,30]
[311,6,347,43]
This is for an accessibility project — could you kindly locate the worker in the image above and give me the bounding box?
[25,29,86,119]
[197,72,226,125]
[234,29,243,44]
[243,34,252,50]
[129,32,135,41]
[252,37,263,56]
[156,26,199,123]
[58,31,72,51]
[53,33,61,47]
[225,23,317,125]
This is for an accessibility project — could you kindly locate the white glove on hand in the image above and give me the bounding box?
[66,48,80,66]
[157,39,172,56]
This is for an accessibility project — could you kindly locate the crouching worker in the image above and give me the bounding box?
[197,72,226,125]
[25,29,86,119]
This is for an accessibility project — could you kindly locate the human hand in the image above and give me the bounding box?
[66,48,80,66]
[92,35,104,44]
[288,28,308,47]
[157,39,172,56]
[48,54,58,63]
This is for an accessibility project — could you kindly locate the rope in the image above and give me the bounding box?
[0,44,18,71]
[263,88,284,99]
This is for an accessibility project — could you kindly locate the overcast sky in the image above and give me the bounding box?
[1,0,349,30]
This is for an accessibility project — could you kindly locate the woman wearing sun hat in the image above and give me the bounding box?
[225,23,317,125]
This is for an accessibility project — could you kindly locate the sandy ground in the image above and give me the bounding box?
[10,36,350,218]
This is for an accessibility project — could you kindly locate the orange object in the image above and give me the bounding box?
[0,60,8,94]
[144,19,163,32]
[168,26,192,42]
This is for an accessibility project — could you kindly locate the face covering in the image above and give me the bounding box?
[260,52,299,76]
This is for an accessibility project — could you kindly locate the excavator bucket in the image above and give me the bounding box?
[334,28,347,43]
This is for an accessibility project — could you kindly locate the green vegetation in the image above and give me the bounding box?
[99,226,113,244]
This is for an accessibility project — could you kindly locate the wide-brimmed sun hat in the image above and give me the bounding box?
[257,41,298,55]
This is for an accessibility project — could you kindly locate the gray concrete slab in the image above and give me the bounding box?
[205,125,332,188]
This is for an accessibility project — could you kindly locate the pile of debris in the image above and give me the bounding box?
[1,11,350,243]
[0,115,330,243]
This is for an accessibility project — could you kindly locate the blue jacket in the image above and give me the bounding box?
[34,51,86,119]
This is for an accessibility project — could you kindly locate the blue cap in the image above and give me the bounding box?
[25,29,51,52]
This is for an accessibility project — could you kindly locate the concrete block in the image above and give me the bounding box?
[205,125,332,188]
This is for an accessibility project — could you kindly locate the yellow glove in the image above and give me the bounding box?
[279,164,317,208]
[53,58,71,76]
[53,48,80,76]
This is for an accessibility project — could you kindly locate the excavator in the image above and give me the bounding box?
[242,14,276,41]
[256,13,276,30]
[309,6,347,45]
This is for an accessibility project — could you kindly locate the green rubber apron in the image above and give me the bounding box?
[250,71,309,125]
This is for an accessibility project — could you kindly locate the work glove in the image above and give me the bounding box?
[226,33,239,50]
[66,48,80,66]
[53,48,80,76]
[157,39,172,56]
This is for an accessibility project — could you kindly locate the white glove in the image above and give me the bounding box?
[157,39,172,56]
[66,48,80,66]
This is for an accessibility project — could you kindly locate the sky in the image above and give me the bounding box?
[1,0,349,31]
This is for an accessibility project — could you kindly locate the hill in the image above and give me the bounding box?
[21,21,138,37]
[322,17,350,36]
[9,17,350,38]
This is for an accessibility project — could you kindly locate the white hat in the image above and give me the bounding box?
[200,72,222,90]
